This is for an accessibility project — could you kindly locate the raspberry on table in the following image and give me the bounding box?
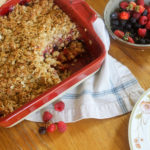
[43,111,53,122]
[54,101,65,112]
[57,121,67,133]
[47,124,57,133]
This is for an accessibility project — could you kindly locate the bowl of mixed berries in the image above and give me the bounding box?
[104,0,150,49]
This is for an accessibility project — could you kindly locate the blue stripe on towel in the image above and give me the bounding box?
[62,79,137,99]
[62,78,137,113]
[109,80,128,113]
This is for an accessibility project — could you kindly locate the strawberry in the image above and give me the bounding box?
[54,101,65,112]
[135,5,145,13]
[146,21,150,29]
[126,2,136,11]
[138,28,147,37]
[120,1,129,10]
[43,111,53,122]
[57,121,67,133]
[114,30,125,38]
[139,16,148,25]
[119,11,130,20]
[123,32,135,43]
[137,0,144,6]
[47,124,57,133]
[132,12,141,20]
[128,37,135,43]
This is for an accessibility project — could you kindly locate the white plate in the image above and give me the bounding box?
[129,89,150,150]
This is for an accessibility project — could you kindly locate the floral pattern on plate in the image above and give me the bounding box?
[129,89,150,150]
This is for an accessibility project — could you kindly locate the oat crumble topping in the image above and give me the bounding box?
[0,0,85,116]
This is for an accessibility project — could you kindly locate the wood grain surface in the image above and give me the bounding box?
[0,0,150,150]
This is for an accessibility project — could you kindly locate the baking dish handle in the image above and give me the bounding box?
[70,0,97,23]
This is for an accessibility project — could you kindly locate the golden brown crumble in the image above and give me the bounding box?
[0,0,85,116]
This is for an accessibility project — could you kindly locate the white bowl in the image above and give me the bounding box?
[104,0,150,50]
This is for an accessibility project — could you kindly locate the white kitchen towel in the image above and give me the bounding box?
[26,18,144,123]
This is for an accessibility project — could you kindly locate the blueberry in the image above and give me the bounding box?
[110,12,118,19]
[120,20,127,27]
[130,28,135,34]
[140,39,146,44]
[118,8,125,12]
[126,23,132,29]
[134,23,141,29]
[130,17,137,24]
[111,19,119,26]
[146,39,150,44]
[142,10,148,16]
[118,26,124,31]
[111,26,118,32]
[134,37,140,43]
[39,127,46,134]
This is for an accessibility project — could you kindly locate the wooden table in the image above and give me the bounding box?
[0,0,150,149]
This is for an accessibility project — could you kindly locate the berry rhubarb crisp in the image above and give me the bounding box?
[0,0,86,116]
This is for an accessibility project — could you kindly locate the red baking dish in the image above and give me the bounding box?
[0,0,106,127]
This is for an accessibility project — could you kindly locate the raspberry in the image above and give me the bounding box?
[147,14,150,20]
[138,28,147,38]
[43,111,53,122]
[120,1,129,10]
[47,124,57,133]
[147,7,150,14]
[132,12,141,20]
[54,101,65,112]
[146,21,150,30]
[126,2,136,11]
[119,11,130,20]
[137,0,144,6]
[114,30,125,38]
[57,121,67,133]
[135,5,145,13]
[139,16,148,25]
